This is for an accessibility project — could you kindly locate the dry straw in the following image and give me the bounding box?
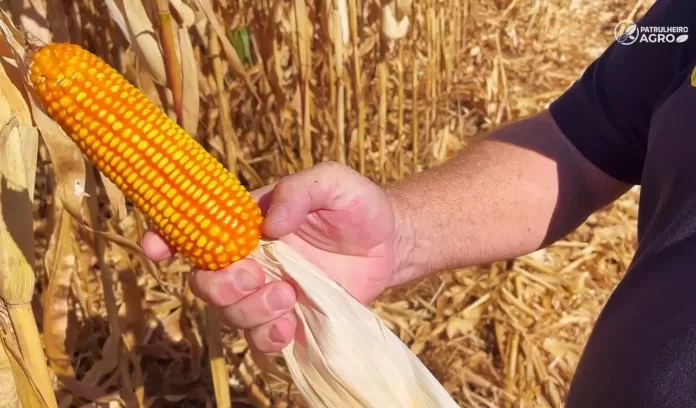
[0,0,650,406]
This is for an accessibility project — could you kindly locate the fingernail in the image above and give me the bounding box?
[265,205,289,225]
[269,324,287,344]
[265,288,292,311]
[233,269,258,292]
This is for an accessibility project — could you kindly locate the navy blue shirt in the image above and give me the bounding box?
[548,1,696,406]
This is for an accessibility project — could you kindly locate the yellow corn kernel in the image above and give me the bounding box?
[28,42,263,271]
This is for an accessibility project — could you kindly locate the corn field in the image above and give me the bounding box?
[0,0,649,407]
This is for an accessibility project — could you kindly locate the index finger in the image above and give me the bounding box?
[140,183,277,262]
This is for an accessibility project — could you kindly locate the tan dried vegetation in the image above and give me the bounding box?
[0,0,650,406]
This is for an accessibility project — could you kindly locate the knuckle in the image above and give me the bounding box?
[187,271,212,299]
[250,335,276,353]
[220,312,242,331]
[316,160,345,172]
[245,329,275,353]
[274,161,351,196]
[222,305,246,328]
[272,176,297,197]
[232,304,254,328]
[254,343,277,354]
[209,288,236,308]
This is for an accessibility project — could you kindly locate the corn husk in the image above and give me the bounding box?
[250,239,459,408]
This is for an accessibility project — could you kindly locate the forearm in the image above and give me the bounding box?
[386,110,631,287]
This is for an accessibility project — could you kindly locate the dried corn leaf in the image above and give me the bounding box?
[0,117,37,305]
[100,171,127,220]
[382,2,409,41]
[169,0,196,26]
[42,208,91,397]
[103,0,131,44]
[76,333,120,392]
[9,0,51,43]
[0,45,38,200]
[71,218,168,292]
[0,332,49,408]
[30,103,87,220]
[105,222,146,332]
[0,117,57,408]
[0,335,19,408]
[106,0,166,83]
[250,240,459,408]
[0,12,86,219]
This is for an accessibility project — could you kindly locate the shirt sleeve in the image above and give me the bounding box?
[548,0,696,185]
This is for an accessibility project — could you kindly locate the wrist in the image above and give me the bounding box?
[384,184,436,288]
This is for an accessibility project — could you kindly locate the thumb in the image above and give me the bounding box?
[259,161,365,238]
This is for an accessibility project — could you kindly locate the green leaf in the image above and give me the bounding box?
[226,26,252,65]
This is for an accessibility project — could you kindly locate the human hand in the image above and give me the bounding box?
[141,162,405,354]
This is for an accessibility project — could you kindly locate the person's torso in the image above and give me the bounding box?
[566,41,696,408]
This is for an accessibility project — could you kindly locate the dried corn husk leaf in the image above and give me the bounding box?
[250,240,459,408]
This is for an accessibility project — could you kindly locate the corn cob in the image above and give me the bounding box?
[28,42,263,271]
